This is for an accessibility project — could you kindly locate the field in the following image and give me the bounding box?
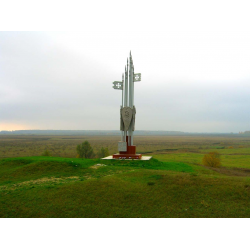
[1,134,250,217]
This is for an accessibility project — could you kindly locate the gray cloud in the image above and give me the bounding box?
[1,31,250,132]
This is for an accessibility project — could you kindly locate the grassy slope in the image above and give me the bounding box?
[1,156,250,218]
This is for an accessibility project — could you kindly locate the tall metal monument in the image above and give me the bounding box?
[112,52,142,159]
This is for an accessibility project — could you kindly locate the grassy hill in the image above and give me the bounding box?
[1,156,250,218]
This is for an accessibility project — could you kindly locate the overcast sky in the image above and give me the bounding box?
[1,0,250,132]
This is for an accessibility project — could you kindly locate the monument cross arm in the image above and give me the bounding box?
[113,81,123,90]
[134,73,141,82]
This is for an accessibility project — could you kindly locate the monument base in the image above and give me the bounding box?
[113,144,142,159]
[102,155,151,160]
[113,136,142,159]
[112,153,142,159]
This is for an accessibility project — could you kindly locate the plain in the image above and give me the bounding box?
[1,135,250,217]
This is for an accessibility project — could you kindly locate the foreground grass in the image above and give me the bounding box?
[1,156,250,218]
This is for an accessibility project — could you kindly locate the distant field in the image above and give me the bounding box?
[0,135,250,173]
[1,134,250,158]
[1,135,250,169]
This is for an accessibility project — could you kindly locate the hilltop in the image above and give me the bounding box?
[1,156,250,218]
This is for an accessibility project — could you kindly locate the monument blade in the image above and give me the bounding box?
[112,52,142,160]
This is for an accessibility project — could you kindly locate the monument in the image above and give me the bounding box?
[112,52,142,159]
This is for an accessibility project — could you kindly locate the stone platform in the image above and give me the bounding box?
[101,155,152,161]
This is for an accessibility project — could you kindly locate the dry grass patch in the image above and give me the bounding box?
[90,164,107,169]
[0,176,81,191]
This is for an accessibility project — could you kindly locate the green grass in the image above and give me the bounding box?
[202,147,250,154]
[154,150,250,169]
[221,155,250,169]
[1,156,250,217]
[153,153,203,166]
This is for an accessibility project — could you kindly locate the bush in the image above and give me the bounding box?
[76,141,95,159]
[41,149,51,156]
[97,147,110,158]
[202,151,221,168]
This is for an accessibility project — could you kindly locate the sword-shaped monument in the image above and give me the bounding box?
[112,52,142,159]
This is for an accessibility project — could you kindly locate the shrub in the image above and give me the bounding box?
[76,141,95,159]
[41,149,51,156]
[202,151,221,168]
[147,182,155,186]
[97,147,110,158]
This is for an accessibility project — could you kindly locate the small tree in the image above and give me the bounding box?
[41,149,51,156]
[76,141,95,159]
[97,147,110,158]
[202,151,221,168]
